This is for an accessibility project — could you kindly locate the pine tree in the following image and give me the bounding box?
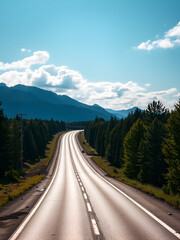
[23,123,39,163]
[100,127,106,157]
[9,118,21,171]
[162,100,180,194]
[123,119,146,179]
[95,122,107,155]
[104,117,117,149]
[144,100,169,124]
[60,120,66,131]
[138,118,167,186]
[105,121,121,166]
[0,101,9,176]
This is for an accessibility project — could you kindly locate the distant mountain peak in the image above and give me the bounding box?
[0,83,7,87]
[0,84,112,121]
[0,83,141,121]
[93,104,103,108]
[106,106,141,119]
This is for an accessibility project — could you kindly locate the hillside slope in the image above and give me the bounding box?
[0,84,112,121]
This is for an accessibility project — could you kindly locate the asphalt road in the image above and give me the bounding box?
[9,131,180,240]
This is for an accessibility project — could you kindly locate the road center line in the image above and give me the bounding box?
[73,132,180,240]
[87,202,92,212]
[91,219,100,235]
[70,132,103,240]
[83,193,87,200]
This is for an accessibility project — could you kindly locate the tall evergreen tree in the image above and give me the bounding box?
[138,118,167,186]
[105,121,121,166]
[95,122,107,155]
[0,101,9,176]
[104,116,117,149]
[123,119,146,179]
[99,127,106,157]
[60,120,66,131]
[23,123,39,163]
[162,100,180,194]
[9,118,21,170]
[144,100,169,124]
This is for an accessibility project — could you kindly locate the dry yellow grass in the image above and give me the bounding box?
[0,175,44,207]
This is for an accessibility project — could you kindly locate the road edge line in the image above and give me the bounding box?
[75,131,180,239]
[8,134,65,240]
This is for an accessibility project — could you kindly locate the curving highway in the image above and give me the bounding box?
[9,131,180,240]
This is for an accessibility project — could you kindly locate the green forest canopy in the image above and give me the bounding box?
[0,101,66,179]
[85,100,180,194]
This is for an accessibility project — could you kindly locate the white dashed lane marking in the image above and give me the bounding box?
[91,219,100,235]
[83,193,87,200]
[87,202,92,212]
[70,133,103,239]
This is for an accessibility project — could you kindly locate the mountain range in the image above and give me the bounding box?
[0,83,138,122]
[105,107,138,119]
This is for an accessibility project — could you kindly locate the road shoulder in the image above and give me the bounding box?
[76,132,180,235]
[0,134,63,240]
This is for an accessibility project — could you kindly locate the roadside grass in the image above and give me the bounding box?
[0,131,64,207]
[26,131,65,174]
[78,131,98,155]
[44,131,65,167]
[0,175,44,207]
[78,131,180,208]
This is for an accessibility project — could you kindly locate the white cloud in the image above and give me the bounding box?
[0,69,32,86]
[21,48,31,53]
[0,63,85,91]
[136,40,153,51]
[0,51,49,70]
[0,51,178,110]
[42,65,58,76]
[165,21,180,37]
[136,21,180,50]
[153,38,174,49]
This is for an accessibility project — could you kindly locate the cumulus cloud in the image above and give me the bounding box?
[137,40,153,51]
[0,69,34,86]
[136,21,180,50]
[165,21,180,37]
[0,63,85,91]
[0,51,49,70]
[97,87,176,110]
[0,51,178,110]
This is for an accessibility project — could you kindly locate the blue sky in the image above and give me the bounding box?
[0,0,180,110]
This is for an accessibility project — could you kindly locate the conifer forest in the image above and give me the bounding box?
[85,100,180,195]
[0,101,66,178]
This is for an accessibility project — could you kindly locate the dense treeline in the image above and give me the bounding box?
[66,121,89,130]
[0,101,66,178]
[85,100,180,194]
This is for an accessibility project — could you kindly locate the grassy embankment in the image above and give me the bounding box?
[0,132,64,207]
[78,131,180,208]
